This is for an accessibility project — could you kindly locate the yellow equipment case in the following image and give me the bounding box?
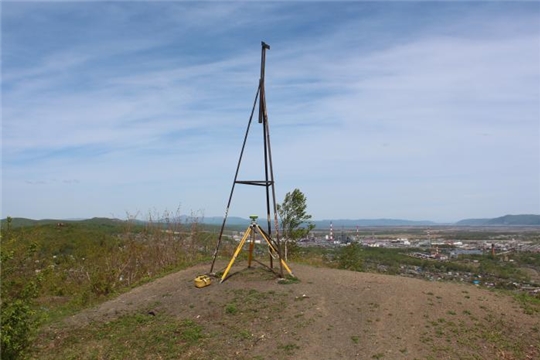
[194,275,212,288]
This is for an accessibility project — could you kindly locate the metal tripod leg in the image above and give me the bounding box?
[219,222,294,283]
[220,226,253,283]
[255,224,294,277]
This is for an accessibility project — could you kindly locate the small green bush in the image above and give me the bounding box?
[337,243,364,272]
[225,304,238,315]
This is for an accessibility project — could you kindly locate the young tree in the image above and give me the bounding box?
[277,189,314,260]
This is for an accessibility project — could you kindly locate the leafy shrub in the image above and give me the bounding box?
[1,218,42,359]
[337,243,364,271]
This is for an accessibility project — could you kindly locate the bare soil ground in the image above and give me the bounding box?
[48,261,539,359]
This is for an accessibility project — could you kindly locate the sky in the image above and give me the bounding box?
[2,1,539,223]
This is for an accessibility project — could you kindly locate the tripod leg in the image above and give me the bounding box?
[279,258,294,277]
[248,231,255,268]
[221,227,252,283]
[256,225,295,278]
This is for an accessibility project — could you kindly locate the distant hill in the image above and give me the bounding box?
[0,217,125,229]
[0,217,59,228]
[3,214,539,229]
[312,218,437,227]
[197,216,251,226]
[199,217,437,228]
[456,214,540,226]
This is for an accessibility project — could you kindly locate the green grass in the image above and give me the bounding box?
[278,342,300,355]
[512,292,540,315]
[225,304,239,315]
[278,274,301,284]
[32,313,206,360]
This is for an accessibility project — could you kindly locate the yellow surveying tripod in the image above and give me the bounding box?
[220,215,294,283]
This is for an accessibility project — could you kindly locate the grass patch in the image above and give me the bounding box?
[225,304,239,315]
[512,292,540,315]
[32,313,206,359]
[278,275,301,285]
[278,342,300,355]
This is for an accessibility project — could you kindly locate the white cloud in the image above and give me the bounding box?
[2,2,539,221]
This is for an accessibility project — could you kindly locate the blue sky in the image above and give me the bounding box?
[2,1,539,222]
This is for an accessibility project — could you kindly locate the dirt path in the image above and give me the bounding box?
[62,261,540,359]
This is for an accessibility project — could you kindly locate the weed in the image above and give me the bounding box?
[180,319,204,343]
[225,304,238,315]
[278,342,300,355]
[278,275,300,285]
[236,329,251,340]
[512,293,540,315]
[351,335,359,344]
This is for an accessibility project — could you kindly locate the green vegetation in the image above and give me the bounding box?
[329,245,537,286]
[337,243,364,271]
[278,342,300,355]
[512,292,540,315]
[1,217,44,360]
[32,313,206,360]
[278,274,301,285]
[277,188,314,260]
[2,217,539,359]
[0,214,234,358]
[421,305,536,359]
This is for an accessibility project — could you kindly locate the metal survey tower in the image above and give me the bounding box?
[209,41,286,279]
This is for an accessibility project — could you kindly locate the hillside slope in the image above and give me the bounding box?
[35,262,539,359]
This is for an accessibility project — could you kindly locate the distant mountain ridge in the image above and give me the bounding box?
[455,214,540,226]
[197,215,540,227]
[313,219,437,227]
[2,214,539,228]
